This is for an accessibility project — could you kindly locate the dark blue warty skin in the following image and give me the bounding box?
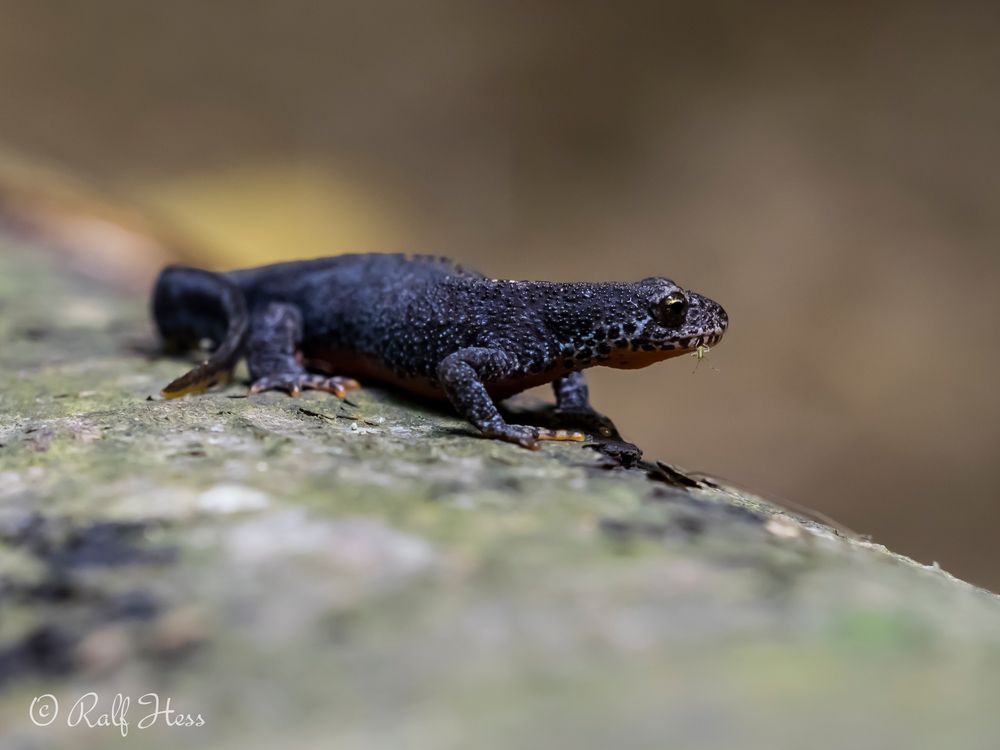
[153,253,728,449]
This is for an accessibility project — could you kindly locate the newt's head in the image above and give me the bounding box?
[538,276,728,371]
[596,277,728,370]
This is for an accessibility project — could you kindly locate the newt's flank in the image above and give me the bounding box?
[153,254,728,449]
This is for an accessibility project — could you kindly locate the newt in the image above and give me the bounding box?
[153,254,728,449]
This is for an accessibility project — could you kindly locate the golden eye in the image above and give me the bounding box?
[664,292,686,312]
[654,292,687,326]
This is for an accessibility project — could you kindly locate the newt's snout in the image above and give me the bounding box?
[678,291,727,351]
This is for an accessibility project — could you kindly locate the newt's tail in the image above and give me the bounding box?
[153,266,249,398]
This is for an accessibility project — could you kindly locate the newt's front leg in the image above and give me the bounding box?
[437,348,585,450]
[552,371,621,440]
[246,303,359,397]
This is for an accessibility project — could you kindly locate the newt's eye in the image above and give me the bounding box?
[654,292,687,327]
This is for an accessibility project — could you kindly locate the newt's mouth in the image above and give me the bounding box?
[604,326,726,369]
[649,332,724,362]
[676,329,726,351]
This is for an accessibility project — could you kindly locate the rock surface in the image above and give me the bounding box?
[1,241,999,749]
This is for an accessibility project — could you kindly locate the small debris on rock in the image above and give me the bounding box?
[198,484,271,514]
[765,516,803,539]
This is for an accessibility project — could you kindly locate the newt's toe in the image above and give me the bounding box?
[552,408,620,440]
[250,374,360,398]
[535,429,587,443]
[309,376,361,397]
[481,424,584,450]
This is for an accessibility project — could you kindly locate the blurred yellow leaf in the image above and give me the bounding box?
[131,163,406,269]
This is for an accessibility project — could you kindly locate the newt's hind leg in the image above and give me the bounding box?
[246,303,359,398]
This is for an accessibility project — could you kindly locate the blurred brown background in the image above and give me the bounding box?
[1,1,998,587]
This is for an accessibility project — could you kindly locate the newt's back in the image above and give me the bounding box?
[225,254,489,375]
[226,253,479,312]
